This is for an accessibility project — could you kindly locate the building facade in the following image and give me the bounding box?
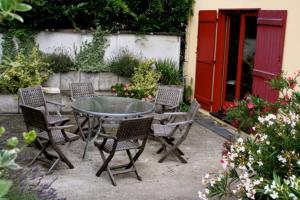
[184,0,300,112]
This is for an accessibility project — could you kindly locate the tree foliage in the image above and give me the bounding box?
[1,0,194,33]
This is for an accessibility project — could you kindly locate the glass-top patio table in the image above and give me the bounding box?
[71,96,155,159]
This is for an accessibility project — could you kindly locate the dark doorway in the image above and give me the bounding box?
[223,12,258,103]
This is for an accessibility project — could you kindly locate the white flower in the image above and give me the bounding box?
[198,191,208,200]
[237,138,244,143]
[210,179,216,186]
[289,193,297,200]
[204,174,210,179]
[257,149,262,154]
[232,189,237,194]
[258,161,263,167]
[270,191,279,199]
[277,155,287,164]
[266,141,270,145]
[204,189,210,194]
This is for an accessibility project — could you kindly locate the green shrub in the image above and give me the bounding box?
[42,51,76,73]
[0,47,50,94]
[108,49,140,77]
[75,27,108,72]
[155,59,182,85]
[199,72,300,200]
[130,60,161,99]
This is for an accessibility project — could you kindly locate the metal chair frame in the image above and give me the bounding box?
[94,117,153,186]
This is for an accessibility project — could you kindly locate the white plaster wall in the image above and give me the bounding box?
[35,31,181,67]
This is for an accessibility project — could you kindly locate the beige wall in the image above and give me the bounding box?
[184,0,300,93]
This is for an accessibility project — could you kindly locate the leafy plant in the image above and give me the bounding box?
[0,0,31,23]
[155,59,182,85]
[1,28,37,61]
[108,49,140,77]
[0,127,37,200]
[130,60,161,99]
[75,27,108,72]
[199,72,300,200]
[0,47,50,93]
[3,0,194,33]
[42,51,76,73]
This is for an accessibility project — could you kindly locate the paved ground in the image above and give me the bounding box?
[0,114,226,200]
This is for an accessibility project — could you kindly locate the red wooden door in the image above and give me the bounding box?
[194,10,217,111]
[252,10,287,102]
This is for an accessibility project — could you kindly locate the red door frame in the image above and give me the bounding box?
[212,9,259,112]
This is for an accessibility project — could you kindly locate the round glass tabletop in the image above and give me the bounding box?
[71,96,155,117]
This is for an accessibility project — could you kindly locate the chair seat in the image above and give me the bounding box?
[47,115,70,125]
[38,130,80,144]
[95,139,140,152]
[152,124,175,137]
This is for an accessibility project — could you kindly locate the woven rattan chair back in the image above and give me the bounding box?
[116,117,153,141]
[187,99,201,120]
[20,104,49,132]
[70,82,95,100]
[19,86,46,109]
[155,85,183,107]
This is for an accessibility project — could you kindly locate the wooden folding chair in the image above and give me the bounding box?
[20,104,79,174]
[154,85,183,114]
[152,99,200,163]
[19,86,75,143]
[94,117,153,186]
[151,85,183,124]
[70,82,95,140]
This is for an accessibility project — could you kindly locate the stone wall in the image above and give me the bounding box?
[0,72,128,113]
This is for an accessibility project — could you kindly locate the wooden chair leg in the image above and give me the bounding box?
[47,158,60,174]
[96,149,116,186]
[52,143,74,169]
[29,141,49,166]
[126,150,141,181]
[74,113,87,140]
[158,138,187,163]
[164,137,185,155]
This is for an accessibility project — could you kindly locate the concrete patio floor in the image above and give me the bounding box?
[0,114,227,200]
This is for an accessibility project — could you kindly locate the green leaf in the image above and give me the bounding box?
[23,130,37,144]
[6,12,23,22]
[0,127,5,137]
[6,137,18,148]
[0,179,12,198]
[15,3,31,12]
[0,149,20,170]
[0,0,14,12]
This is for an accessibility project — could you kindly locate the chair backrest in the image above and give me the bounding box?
[19,86,46,109]
[116,117,153,141]
[187,99,200,120]
[70,82,95,100]
[155,85,183,107]
[20,104,49,131]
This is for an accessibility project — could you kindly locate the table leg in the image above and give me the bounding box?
[82,115,92,159]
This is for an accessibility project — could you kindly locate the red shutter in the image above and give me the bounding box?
[194,10,217,111]
[252,10,287,102]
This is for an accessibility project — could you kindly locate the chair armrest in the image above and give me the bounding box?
[98,132,117,140]
[166,120,193,127]
[161,112,187,116]
[46,100,65,107]
[49,125,74,130]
